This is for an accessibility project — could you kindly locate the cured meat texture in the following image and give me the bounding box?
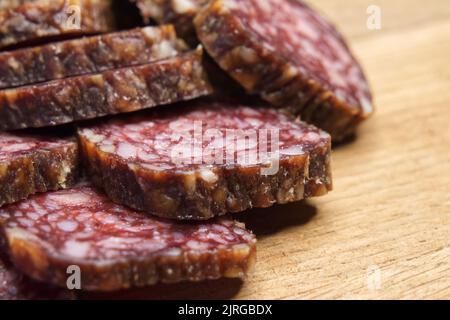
[195,0,373,141]
[0,0,115,50]
[0,25,188,89]
[0,48,212,130]
[78,100,332,220]
[0,0,34,10]
[0,132,79,207]
[0,184,257,291]
[0,254,74,300]
[136,0,208,42]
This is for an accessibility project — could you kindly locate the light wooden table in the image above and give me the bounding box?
[89,0,450,300]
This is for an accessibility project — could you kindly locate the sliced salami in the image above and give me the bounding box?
[0,184,257,291]
[0,254,75,300]
[78,100,332,220]
[0,0,115,50]
[136,0,208,43]
[0,132,79,207]
[0,25,188,89]
[0,48,212,130]
[195,0,374,141]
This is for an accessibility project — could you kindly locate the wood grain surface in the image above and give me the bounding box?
[86,0,450,300]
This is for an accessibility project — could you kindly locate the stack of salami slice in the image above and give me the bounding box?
[0,0,373,299]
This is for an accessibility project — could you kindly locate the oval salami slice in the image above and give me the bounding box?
[136,0,208,43]
[0,0,115,50]
[0,48,212,130]
[0,255,75,300]
[0,132,79,207]
[78,100,332,220]
[0,184,257,291]
[0,25,187,89]
[195,0,374,141]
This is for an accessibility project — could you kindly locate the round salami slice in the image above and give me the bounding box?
[0,0,115,50]
[0,132,79,207]
[194,0,374,141]
[0,255,75,300]
[0,184,256,291]
[0,25,188,90]
[78,100,332,220]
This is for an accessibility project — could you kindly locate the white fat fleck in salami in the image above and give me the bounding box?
[172,0,198,14]
[0,184,256,290]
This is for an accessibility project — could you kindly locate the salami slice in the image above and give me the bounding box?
[0,48,212,130]
[0,25,188,89]
[195,0,374,141]
[0,254,75,300]
[0,184,257,291]
[0,0,115,50]
[136,0,208,43]
[0,132,79,207]
[78,100,332,220]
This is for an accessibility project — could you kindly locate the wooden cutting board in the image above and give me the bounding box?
[86,0,450,300]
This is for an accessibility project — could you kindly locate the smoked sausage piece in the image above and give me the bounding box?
[0,254,75,300]
[195,0,373,141]
[0,184,257,291]
[0,48,212,130]
[0,132,79,207]
[0,25,188,89]
[0,0,115,50]
[78,100,332,220]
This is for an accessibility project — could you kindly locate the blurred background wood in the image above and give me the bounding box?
[86,0,450,300]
